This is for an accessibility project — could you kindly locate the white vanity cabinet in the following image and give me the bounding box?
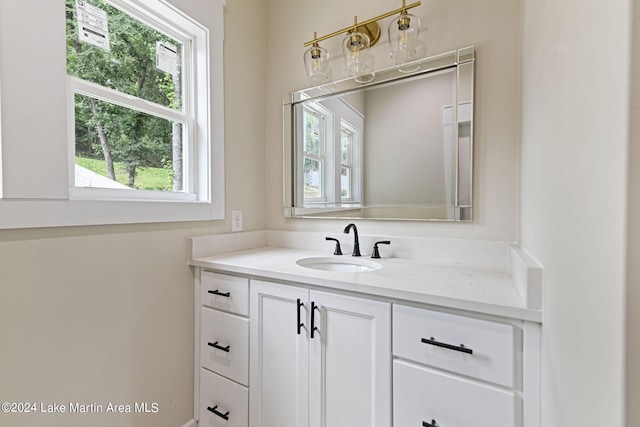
[196,271,250,427]
[249,279,392,427]
[192,266,540,427]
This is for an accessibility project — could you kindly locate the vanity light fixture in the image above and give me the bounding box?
[303,0,421,84]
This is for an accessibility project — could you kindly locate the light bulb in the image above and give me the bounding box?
[343,30,373,79]
[304,37,331,84]
[388,11,421,71]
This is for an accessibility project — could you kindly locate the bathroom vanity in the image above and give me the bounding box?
[188,230,542,427]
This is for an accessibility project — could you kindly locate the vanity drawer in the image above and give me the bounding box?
[199,368,248,427]
[200,307,249,385]
[393,304,515,387]
[394,359,515,427]
[200,271,249,316]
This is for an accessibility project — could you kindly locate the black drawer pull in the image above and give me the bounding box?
[297,299,304,335]
[421,337,473,355]
[310,302,319,339]
[423,420,438,427]
[207,405,229,420]
[207,341,230,352]
[208,289,231,298]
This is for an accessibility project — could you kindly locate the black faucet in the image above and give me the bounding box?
[343,223,361,257]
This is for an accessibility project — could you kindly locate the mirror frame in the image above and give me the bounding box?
[283,46,475,221]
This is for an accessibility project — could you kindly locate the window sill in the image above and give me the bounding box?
[0,198,222,229]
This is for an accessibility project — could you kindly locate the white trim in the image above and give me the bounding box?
[180,419,197,427]
[193,270,201,421]
[70,77,189,123]
[523,322,541,427]
[0,199,216,229]
[70,186,197,202]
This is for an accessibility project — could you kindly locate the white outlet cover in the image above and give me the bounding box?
[232,210,243,232]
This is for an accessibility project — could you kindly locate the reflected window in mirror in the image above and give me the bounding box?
[296,97,363,207]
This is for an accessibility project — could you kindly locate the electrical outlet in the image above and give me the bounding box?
[232,210,243,232]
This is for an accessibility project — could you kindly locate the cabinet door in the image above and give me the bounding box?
[250,280,309,427]
[308,290,391,427]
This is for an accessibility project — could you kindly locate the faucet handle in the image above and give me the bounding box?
[371,240,391,259]
[325,237,343,255]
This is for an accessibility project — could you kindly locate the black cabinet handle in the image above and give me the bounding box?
[423,420,438,427]
[208,289,231,298]
[421,337,473,355]
[297,299,304,335]
[207,341,230,352]
[310,302,319,339]
[207,405,229,420]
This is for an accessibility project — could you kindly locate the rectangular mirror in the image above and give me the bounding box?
[283,46,474,221]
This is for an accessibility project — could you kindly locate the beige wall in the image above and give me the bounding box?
[0,0,266,426]
[265,0,522,241]
[520,0,630,425]
[364,70,454,205]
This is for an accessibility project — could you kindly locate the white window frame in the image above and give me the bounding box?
[69,0,202,202]
[0,0,224,229]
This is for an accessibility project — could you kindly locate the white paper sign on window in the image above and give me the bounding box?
[156,41,179,76]
[76,0,110,51]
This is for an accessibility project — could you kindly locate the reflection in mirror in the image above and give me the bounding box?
[283,47,474,221]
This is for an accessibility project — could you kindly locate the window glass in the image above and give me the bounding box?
[74,94,183,191]
[304,158,322,199]
[341,127,352,164]
[303,108,324,200]
[66,0,183,111]
[340,125,353,199]
[341,167,351,199]
[304,109,322,156]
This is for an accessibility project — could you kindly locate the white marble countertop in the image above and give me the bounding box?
[190,245,542,323]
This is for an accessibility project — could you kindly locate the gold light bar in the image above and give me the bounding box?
[303,1,421,47]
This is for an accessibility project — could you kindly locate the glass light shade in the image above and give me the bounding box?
[388,11,421,70]
[342,30,373,78]
[304,43,331,84]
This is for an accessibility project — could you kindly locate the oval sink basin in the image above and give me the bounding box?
[296,257,381,272]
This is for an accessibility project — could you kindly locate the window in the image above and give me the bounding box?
[67,0,196,200]
[0,0,223,228]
